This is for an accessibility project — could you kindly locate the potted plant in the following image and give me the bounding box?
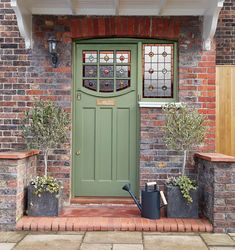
[162,103,206,218]
[21,101,70,216]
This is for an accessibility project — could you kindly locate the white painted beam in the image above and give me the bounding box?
[113,0,119,15]
[11,0,32,49]
[158,0,167,15]
[203,0,224,50]
[66,0,77,15]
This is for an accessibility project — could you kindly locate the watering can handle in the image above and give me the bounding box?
[146,182,157,186]
[160,191,167,205]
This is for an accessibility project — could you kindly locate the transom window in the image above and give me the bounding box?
[82,50,131,93]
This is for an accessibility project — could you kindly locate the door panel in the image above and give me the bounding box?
[74,44,138,196]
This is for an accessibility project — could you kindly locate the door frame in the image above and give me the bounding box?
[71,38,140,198]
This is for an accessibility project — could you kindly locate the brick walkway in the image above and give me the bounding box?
[1,231,235,250]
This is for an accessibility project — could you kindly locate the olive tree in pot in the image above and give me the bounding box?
[162,103,206,218]
[22,101,70,216]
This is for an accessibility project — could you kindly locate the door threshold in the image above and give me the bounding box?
[70,197,134,205]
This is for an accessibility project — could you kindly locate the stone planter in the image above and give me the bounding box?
[166,185,198,218]
[27,184,61,216]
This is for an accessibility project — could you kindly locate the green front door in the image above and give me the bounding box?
[73,43,138,196]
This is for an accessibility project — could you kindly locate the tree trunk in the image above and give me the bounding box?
[43,149,49,177]
[182,150,187,176]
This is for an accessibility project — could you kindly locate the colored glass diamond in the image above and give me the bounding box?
[88,55,95,62]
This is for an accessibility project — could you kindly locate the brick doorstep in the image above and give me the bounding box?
[16,216,212,232]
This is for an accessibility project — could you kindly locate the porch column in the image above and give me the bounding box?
[195,153,235,233]
[0,150,39,230]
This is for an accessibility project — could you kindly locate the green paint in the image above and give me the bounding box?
[74,44,138,196]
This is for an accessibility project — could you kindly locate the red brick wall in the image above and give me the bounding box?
[0,0,216,200]
[216,0,235,65]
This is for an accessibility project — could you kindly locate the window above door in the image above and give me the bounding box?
[75,38,178,103]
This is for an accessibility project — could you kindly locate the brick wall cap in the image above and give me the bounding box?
[0,150,40,159]
[195,152,235,162]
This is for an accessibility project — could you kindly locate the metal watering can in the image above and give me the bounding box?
[122,182,167,219]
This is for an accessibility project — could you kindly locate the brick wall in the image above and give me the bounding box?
[196,153,235,233]
[0,0,216,201]
[0,151,38,230]
[216,0,235,65]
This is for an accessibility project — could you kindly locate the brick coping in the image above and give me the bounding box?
[195,152,235,163]
[0,149,40,159]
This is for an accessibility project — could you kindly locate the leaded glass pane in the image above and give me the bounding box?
[83,51,97,63]
[116,66,130,78]
[99,66,114,78]
[83,79,97,91]
[100,51,114,63]
[116,51,131,63]
[143,44,174,98]
[100,79,114,92]
[83,65,97,77]
[116,80,130,91]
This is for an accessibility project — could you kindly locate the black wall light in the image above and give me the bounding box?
[48,36,59,68]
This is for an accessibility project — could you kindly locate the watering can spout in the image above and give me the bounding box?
[122,184,142,212]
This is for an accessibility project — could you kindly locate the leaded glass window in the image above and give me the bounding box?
[143,44,174,98]
[82,50,131,93]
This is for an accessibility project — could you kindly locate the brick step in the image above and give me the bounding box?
[70,197,135,205]
[16,216,213,232]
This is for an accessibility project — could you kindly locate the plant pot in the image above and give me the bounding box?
[27,184,61,216]
[166,185,198,218]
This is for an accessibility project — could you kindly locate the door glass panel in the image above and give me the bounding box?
[83,51,97,63]
[83,65,97,77]
[100,51,114,63]
[116,51,131,63]
[116,66,130,78]
[99,65,114,78]
[100,79,114,92]
[116,79,130,91]
[82,49,131,93]
[83,79,97,91]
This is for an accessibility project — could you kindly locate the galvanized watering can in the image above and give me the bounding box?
[122,182,167,219]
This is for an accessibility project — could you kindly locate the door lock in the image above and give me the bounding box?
[76,150,81,156]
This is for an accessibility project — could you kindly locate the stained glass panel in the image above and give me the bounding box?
[100,51,114,63]
[83,65,97,77]
[116,66,130,78]
[116,51,131,63]
[83,51,97,63]
[82,49,131,93]
[83,79,97,91]
[100,79,114,92]
[99,66,114,78]
[143,44,173,98]
[116,80,130,91]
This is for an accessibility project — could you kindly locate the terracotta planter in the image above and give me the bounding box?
[166,185,198,218]
[27,184,61,216]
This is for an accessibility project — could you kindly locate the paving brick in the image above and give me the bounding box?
[0,243,16,250]
[144,235,208,250]
[201,233,235,246]
[84,232,143,244]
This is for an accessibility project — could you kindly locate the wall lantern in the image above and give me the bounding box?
[48,36,59,68]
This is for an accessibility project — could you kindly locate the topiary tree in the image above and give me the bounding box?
[162,103,206,176]
[21,101,70,177]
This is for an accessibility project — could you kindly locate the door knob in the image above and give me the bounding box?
[76,150,81,156]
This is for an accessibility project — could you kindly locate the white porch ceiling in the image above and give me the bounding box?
[11,0,224,50]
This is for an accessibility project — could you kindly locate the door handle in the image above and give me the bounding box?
[76,150,81,156]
